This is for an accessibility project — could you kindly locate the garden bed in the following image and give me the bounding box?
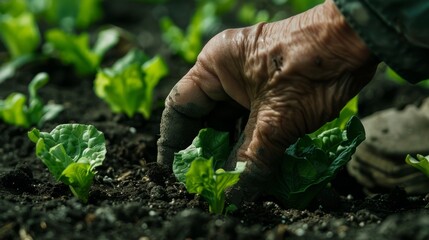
[2,1,429,239]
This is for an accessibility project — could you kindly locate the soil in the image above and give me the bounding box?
[2,1,429,240]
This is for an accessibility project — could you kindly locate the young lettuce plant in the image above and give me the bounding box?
[28,124,106,203]
[94,49,168,119]
[0,72,63,128]
[44,27,120,75]
[41,0,102,31]
[160,0,236,64]
[0,11,40,59]
[174,128,246,214]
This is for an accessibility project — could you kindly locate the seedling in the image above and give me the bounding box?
[0,72,63,128]
[174,128,245,214]
[94,49,168,119]
[0,12,40,59]
[41,0,102,31]
[160,8,203,63]
[160,0,236,63]
[28,124,106,203]
[44,27,120,75]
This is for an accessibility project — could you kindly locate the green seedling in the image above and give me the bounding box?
[41,0,102,31]
[160,8,203,64]
[0,72,63,128]
[94,49,168,119]
[44,27,120,75]
[174,128,245,214]
[0,12,40,59]
[28,124,106,203]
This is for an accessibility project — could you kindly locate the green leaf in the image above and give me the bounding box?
[94,49,168,118]
[60,162,94,203]
[0,93,29,127]
[160,7,203,63]
[0,12,40,59]
[406,154,429,177]
[268,116,365,209]
[0,72,62,127]
[44,29,99,75]
[139,55,169,118]
[185,157,244,214]
[173,128,230,183]
[28,124,106,202]
[41,0,101,31]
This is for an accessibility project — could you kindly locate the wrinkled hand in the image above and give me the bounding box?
[157,0,379,204]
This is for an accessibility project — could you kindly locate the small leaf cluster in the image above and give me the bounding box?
[0,72,63,128]
[94,49,168,118]
[174,128,245,214]
[28,124,106,203]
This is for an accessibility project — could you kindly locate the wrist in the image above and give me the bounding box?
[319,0,375,66]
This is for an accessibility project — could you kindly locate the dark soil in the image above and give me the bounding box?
[2,1,429,240]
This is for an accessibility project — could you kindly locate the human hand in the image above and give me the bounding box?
[157,0,379,204]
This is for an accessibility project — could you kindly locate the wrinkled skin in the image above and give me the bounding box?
[157,0,379,204]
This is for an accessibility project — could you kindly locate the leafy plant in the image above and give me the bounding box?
[0,12,40,59]
[0,72,63,128]
[160,8,203,63]
[186,157,245,214]
[94,49,168,119]
[174,128,246,214]
[41,0,102,31]
[44,27,120,75]
[28,124,106,203]
[267,116,365,209]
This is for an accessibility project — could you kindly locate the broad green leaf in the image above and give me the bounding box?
[28,124,106,202]
[0,12,40,59]
[268,116,365,209]
[94,49,168,118]
[406,154,429,177]
[173,128,230,183]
